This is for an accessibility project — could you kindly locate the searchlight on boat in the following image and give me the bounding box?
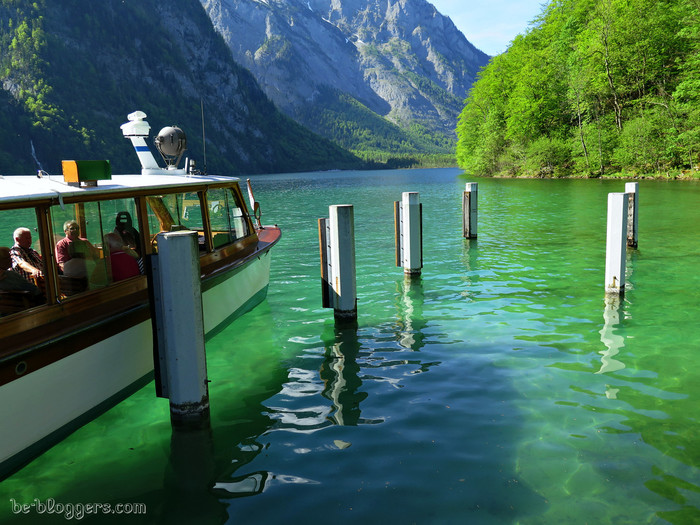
[120,111,188,176]
[154,126,187,169]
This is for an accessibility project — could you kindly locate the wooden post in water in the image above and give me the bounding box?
[625,182,638,248]
[462,183,478,239]
[604,192,629,296]
[318,205,357,322]
[394,192,423,275]
[151,230,210,429]
[318,217,332,309]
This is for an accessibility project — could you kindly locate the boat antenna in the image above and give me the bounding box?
[201,98,207,175]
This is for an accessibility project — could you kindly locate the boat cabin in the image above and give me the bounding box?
[0,172,256,318]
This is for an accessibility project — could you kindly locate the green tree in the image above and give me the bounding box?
[457,0,699,178]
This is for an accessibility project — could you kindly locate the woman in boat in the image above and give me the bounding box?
[103,233,141,282]
[55,220,99,278]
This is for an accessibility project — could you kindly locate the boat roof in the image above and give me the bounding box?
[0,172,241,207]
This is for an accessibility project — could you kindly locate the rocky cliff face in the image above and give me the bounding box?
[201,0,490,150]
[0,0,362,175]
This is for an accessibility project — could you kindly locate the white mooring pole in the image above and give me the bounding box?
[319,205,357,323]
[462,183,478,239]
[151,230,210,429]
[625,182,639,248]
[394,192,423,275]
[604,192,629,296]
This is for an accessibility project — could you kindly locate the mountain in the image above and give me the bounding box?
[201,0,490,158]
[0,0,363,175]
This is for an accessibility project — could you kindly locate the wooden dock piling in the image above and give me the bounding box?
[604,192,629,296]
[394,192,423,275]
[319,205,357,322]
[625,182,639,248]
[150,230,210,429]
[462,183,478,239]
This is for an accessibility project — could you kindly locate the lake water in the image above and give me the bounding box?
[1,168,699,524]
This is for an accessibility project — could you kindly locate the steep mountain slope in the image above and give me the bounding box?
[0,0,363,175]
[201,0,490,156]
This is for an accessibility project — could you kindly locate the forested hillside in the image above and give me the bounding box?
[456,0,700,178]
[0,0,363,175]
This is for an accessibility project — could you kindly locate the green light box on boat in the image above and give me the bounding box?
[62,160,112,187]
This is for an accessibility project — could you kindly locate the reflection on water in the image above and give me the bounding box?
[161,428,224,522]
[213,471,267,498]
[265,367,334,433]
[320,326,366,426]
[597,295,626,376]
[264,274,434,434]
[395,274,426,351]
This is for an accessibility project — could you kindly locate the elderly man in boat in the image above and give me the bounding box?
[55,220,100,278]
[10,227,44,281]
[0,247,44,307]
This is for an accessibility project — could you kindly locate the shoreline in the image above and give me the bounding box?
[460,171,700,182]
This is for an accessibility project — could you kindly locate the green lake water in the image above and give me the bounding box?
[1,168,700,524]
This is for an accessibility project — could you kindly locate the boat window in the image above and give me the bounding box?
[144,189,250,252]
[0,208,47,317]
[181,193,204,230]
[146,193,205,230]
[146,193,208,252]
[50,197,143,296]
[208,188,251,249]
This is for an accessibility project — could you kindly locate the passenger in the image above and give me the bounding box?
[104,233,141,282]
[0,247,43,300]
[114,211,141,256]
[10,227,44,281]
[55,220,99,278]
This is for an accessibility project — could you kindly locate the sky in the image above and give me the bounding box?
[429,1,546,56]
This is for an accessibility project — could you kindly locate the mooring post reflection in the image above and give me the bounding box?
[162,427,224,523]
[396,273,426,352]
[320,325,366,426]
[597,295,626,378]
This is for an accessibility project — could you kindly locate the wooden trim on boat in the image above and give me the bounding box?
[0,305,150,387]
[0,278,150,387]
[199,189,214,252]
[36,205,60,305]
[135,196,152,256]
[200,236,257,278]
[201,226,280,291]
[0,277,148,345]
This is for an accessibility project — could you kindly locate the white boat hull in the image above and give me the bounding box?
[0,322,153,474]
[202,249,271,336]
[0,251,272,476]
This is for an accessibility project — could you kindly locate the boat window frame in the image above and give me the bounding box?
[142,183,255,255]
[1,179,256,314]
[47,197,148,301]
[0,203,57,311]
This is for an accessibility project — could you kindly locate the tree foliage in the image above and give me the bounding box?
[456,0,700,178]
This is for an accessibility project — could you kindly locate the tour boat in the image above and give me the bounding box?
[0,111,281,479]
